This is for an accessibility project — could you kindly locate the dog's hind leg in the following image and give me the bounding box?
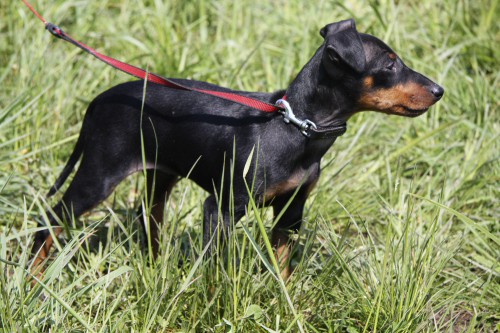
[31,155,133,279]
[138,169,179,257]
[202,194,247,257]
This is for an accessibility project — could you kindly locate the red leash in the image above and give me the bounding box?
[21,0,283,113]
[21,1,348,139]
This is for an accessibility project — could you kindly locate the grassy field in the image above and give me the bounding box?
[1,0,498,331]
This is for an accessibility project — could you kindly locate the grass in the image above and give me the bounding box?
[0,0,498,331]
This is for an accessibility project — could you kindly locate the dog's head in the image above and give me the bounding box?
[320,19,444,117]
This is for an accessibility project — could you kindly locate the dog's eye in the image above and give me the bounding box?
[385,60,396,71]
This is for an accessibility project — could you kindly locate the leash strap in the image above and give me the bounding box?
[44,23,282,113]
[22,0,347,138]
[22,0,281,112]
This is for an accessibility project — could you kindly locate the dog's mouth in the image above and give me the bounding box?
[394,105,429,117]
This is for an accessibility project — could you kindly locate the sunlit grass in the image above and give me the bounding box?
[0,0,498,331]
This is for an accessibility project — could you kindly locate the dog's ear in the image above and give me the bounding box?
[320,19,366,78]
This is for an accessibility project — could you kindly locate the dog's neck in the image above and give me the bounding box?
[284,46,358,127]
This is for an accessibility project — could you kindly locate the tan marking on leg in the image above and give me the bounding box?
[272,229,293,280]
[31,227,63,285]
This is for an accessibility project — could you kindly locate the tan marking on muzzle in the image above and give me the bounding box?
[358,82,437,116]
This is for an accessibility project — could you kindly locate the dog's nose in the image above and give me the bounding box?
[431,84,444,100]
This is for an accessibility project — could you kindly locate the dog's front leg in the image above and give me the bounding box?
[271,189,310,281]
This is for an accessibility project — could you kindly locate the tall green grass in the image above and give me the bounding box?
[1,0,498,331]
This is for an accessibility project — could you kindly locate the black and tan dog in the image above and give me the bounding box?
[31,19,443,279]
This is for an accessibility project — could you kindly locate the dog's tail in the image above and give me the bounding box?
[47,130,85,197]
[47,104,93,197]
